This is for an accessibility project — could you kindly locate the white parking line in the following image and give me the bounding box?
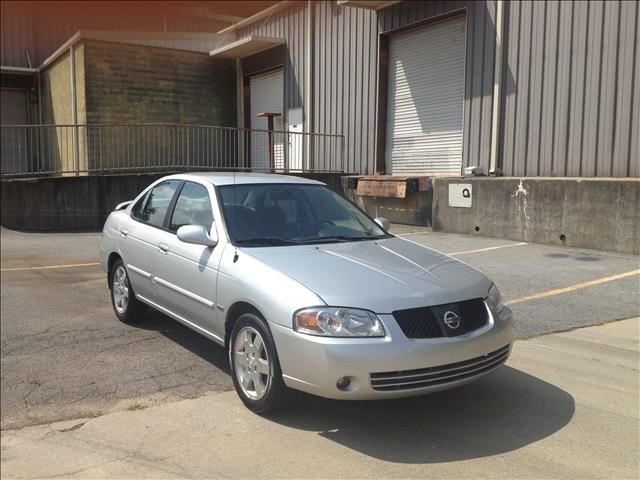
[0,262,101,272]
[505,269,640,306]
[447,242,528,256]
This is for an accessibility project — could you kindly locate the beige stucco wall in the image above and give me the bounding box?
[40,44,87,173]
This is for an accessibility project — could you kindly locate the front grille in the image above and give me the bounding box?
[392,298,489,338]
[370,344,510,391]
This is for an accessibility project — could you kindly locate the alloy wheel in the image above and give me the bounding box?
[233,326,271,400]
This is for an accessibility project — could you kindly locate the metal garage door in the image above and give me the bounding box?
[250,69,284,171]
[385,16,467,175]
[1,88,29,174]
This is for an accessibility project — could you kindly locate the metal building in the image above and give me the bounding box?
[211,0,639,177]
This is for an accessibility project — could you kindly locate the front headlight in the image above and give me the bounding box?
[486,283,505,314]
[294,307,385,337]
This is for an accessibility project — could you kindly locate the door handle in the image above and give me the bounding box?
[120,229,129,238]
[158,243,169,254]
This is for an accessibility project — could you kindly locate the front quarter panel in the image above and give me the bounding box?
[217,244,324,328]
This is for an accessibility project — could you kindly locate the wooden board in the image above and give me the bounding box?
[357,179,407,198]
[355,176,432,198]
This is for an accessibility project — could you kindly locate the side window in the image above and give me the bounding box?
[169,182,214,232]
[130,190,150,221]
[139,180,181,228]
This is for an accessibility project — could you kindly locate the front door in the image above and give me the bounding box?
[152,181,225,341]
[120,179,182,302]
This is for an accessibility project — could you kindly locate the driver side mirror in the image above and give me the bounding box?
[177,224,218,248]
[374,217,390,231]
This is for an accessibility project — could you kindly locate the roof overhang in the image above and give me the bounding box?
[37,30,224,71]
[216,1,292,34]
[209,35,285,59]
[337,0,401,10]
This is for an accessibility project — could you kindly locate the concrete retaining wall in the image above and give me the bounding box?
[0,172,346,232]
[432,177,639,255]
[2,174,637,255]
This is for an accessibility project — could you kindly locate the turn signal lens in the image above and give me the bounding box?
[295,311,323,333]
[486,284,505,314]
[294,307,385,337]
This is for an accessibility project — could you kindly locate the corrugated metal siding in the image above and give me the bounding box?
[233,1,497,175]
[237,2,378,173]
[313,1,378,173]
[379,1,496,175]
[1,2,227,68]
[237,3,308,109]
[500,0,639,177]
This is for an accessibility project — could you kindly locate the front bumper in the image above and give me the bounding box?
[270,305,515,400]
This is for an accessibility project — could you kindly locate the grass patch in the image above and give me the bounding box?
[181,393,203,400]
[127,404,148,411]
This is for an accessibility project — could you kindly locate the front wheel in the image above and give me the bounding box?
[229,313,288,413]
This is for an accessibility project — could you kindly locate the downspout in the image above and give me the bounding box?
[305,0,314,170]
[236,58,245,168]
[37,70,44,172]
[69,44,79,175]
[489,0,504,174]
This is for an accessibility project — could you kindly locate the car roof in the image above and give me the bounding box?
[162,172,326,186]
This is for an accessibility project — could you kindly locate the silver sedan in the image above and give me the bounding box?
[100,173,514,413]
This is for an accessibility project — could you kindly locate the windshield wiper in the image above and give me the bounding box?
[235,237,301,246]
[299,235,385,244]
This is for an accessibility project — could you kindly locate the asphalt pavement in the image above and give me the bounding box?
[2,318,638,479]
[1,226,638,431]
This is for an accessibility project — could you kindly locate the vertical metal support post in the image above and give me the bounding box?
[267,116,275,171]
[37,71,44,172]
[69,44,79,175]
[305,0,315,171]
[489,0,504,174]
[236,58,245,167]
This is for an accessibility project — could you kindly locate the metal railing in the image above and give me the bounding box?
[0,124,345,178]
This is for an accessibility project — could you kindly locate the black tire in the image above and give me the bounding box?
[229,313,288,414]
[110,259,146,324]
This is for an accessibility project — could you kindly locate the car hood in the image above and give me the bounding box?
[244,237,492,313]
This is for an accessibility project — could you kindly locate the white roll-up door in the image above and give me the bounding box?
[385,16,467,175]
[249,69,284,171]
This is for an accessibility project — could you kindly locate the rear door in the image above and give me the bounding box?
[119,179,181,302]
[152,181,225,340]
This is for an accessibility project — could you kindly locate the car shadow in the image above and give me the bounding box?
[264,366,575,464]
[135,309,231,375]
[127,307,575,464]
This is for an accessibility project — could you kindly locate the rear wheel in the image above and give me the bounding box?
[110,259,145,323]
[229,313,288,413]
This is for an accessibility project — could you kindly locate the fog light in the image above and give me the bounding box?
[336,376,351,390]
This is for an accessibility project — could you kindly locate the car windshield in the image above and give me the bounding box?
[218,184,389,246]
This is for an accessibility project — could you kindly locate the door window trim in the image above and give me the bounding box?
[130,179,184,233]
[167,180,215,234]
